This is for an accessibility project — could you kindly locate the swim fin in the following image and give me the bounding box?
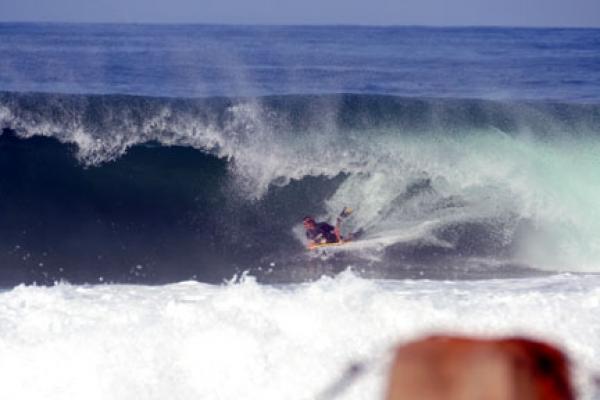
[339,207,353,219]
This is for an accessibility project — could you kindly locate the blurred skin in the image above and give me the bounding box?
[386,336,574,400]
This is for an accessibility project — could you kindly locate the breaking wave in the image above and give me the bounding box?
[1,91,599,285]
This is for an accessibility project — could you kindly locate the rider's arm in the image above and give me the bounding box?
[306,230,323,248]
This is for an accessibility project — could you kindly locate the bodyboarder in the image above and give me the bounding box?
[303,207,353,249]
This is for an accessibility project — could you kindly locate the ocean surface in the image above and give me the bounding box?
[1,23,600,399]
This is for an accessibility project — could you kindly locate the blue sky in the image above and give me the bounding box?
[1,0,599,27]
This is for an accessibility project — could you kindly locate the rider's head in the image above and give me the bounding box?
[303,216,316,229]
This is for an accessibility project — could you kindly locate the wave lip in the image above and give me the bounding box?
[2,91,599,193]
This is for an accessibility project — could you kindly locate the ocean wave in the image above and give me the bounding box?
[1,91,599,283]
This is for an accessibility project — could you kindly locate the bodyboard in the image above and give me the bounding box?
[308,239,352,251]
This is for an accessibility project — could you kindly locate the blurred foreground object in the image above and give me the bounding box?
[385,336,574,400]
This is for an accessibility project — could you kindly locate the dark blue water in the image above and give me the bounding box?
[1,23,599,101]
[1,23,599,286]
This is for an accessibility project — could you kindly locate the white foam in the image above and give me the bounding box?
[1,271,599,400]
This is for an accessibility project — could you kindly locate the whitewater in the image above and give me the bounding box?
[1,23,600,399]
[1,272,599,399]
